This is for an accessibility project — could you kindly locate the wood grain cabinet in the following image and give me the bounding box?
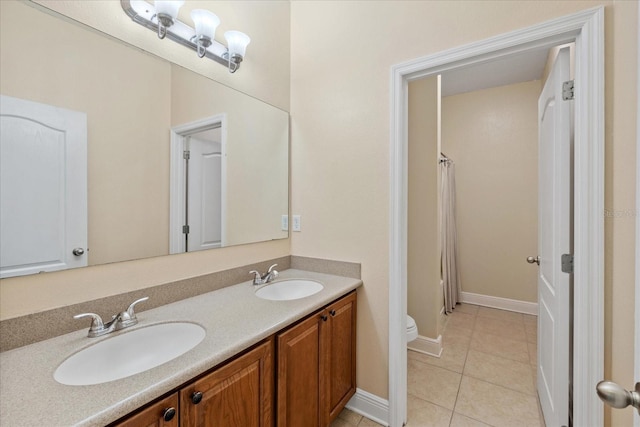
[277,291,357,427]
[181,339,273,427]
[322,292,357,424]
[113,393,179,427]
[113,291,356,427]
[113,339,273,427]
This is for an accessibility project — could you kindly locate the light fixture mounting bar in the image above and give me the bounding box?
[120,0,238,72]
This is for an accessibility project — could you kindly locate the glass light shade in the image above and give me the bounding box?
[190,10,220,40]
[224,31,251,58]
[155,0,184,19]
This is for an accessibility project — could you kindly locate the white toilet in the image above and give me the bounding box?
[407,315,418,342]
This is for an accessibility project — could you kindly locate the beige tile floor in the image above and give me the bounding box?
[332,303,545,427]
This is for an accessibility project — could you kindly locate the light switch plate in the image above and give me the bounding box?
[281,215,288,231]
[292,215,301,232]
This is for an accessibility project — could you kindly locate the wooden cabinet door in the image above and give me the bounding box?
[181,339,273,427]
[277,313,322,427]
[113,393,179,427]
[321,291,357,425]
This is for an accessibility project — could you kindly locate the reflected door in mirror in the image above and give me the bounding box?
[187,128,223,252]
[0,95,87,278]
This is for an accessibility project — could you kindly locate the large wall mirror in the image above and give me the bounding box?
[0,1,289,278]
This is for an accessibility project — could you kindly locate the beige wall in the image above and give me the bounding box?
[0,0,291,320]
[290,2,637,426]
[407,76,442,339]
[442,80,540,303]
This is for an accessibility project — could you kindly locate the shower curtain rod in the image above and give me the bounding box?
[439,152,451,163]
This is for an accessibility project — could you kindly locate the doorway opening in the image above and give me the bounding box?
[389,7,604,427]
[169,114,227,254]
[406,44,574,426]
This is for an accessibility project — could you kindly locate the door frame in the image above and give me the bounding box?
[169,114,227,254]
[635,4,640,426]
[389,7,604,427]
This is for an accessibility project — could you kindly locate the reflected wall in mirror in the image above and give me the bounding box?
[0,1,289,278]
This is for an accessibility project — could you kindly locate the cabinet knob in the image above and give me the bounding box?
[329,310,336,316]
[163,407,176,422]
[321,315,328,322]
[191,391,203,404]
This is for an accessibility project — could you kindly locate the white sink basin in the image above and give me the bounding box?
[54,322,205,386]
[255,279,324,301]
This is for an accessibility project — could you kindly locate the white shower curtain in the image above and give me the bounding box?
[440,158,461,314]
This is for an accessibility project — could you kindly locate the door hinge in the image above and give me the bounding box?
[561,254,573,274]
[182,225,190,234]
[183,150,190,160]
[562,80,574,100]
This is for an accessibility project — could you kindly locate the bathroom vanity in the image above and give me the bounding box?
[114,292,356,427]
[0,269,361,426]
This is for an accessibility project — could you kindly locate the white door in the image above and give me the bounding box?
[0,95,87,277]
[187,131,222,252]
[537,47,572,427]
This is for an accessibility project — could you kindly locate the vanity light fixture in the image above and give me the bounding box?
[121,0,251,73]
[154,0,183,39]
[190,9,220,58]
[224,31,251,68]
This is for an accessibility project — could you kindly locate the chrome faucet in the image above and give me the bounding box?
[74,297,149,338]
[249,264,279,285]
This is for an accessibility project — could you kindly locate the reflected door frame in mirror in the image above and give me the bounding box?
[169,114,228,254]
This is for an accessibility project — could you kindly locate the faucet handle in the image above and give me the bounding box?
[119,297,149,328]
[74,313,105,336]
[267,264,278,273]
[249,270,262,284]
[126,297,149,317]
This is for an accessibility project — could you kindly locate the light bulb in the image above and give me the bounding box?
[191,9,220,41]
[224,31,251,60]
[154,0,184,39]
[155,0,184,19]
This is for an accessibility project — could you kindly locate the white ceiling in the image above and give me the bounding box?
[441,47,550,97]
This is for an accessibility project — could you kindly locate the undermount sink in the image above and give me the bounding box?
[54,322,205,386]
[255,279,324,301]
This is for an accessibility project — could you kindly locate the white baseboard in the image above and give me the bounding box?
[407,334,443,358]
[460,291,538,315]
[346,388,389,426]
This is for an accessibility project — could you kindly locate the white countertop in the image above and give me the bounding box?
[0,269,362,426]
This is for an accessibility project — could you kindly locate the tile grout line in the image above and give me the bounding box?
[448,306,477,426]
[468,308,539,400]
[408,304,541,427]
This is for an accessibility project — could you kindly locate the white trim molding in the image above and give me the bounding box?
[460,292,538,316]
[635,4,640,427]
[407,335,443,358]
[389,7,604,427]
[346,388,390,427]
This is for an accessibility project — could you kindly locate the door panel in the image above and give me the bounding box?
[181,340,273,427]
[0,95,87,277]
[537,47,572,427]
[277,314,321,427]
[187,133,222,252]
[322,292,357,425]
